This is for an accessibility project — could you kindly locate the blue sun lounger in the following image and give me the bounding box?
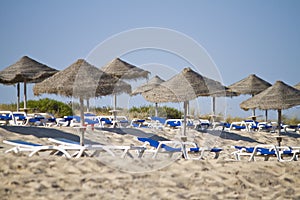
[48,138,146,158]
[232,145,299,162]
[138,137,222,160]
[3,139,72,158]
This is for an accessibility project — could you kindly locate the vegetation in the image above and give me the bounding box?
[129,105,182,119]
[0,98,73,117]
[225,115,244,124]
[282,115,300,125]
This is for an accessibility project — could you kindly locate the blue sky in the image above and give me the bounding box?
[1,1,300,119]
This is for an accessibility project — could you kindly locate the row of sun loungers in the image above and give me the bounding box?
[4,137,300,162]
[2,136,223,160]
[1,110,299,134]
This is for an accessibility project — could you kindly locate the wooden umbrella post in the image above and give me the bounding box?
[80,97,85,146]
[23,80,27,110]
[17,83,20,112]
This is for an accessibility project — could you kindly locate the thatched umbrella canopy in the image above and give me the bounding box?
[240,80,300,133]
[228,74,271,95]
[0,56,58,111]
[131,75,164,95]
[131,75,165,117]
[294,82,300,90]
[34,59,131,98]
[101,58,150,80]
[101,57,150,125]
[143,67,225,137]
[228,74,271,118]
[34,59,131,145]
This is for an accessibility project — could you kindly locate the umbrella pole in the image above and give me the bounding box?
[155,102,158,117]
[278,109,282,135]
[252,109,255,117]
[17,83,20,112]
[181,101,188,159]
[23,81,27,111]
[113,94,117,128]
[265,110,268,122]
[86,99,89,113]
[79,97,85,146]
[182,101,188,137]
[212,97,216,115]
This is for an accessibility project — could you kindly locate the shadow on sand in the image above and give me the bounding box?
[203,129,261,144]
[1,126,80,142]
[97,127,168,141]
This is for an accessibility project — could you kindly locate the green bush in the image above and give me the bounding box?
[129,105,182,119]
[282,115,300,125]
[0,98,73,117]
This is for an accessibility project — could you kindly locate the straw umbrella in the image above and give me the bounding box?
[101,58,150,125]
[34,59,131,145]
[131,75,165,117]
[0,56,58,111]
[143,67,225,137]
[240,80,300,134]
[229,74,271,119]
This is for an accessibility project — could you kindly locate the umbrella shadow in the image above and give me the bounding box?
[97,127,168,141]
[204,129,261,143]
[280,131,300,139]
[1,126,80,142]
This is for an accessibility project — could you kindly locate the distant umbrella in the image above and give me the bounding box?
[240,80,300,133]
[101,57,150,125]
[0,56,58,111]
[131,75,165,117]
[143,67,225,137]
[34,59,131,145]
[294,82,300,90]
[229,74,271,118]
[101,58,150,80]
[131,75,164,95]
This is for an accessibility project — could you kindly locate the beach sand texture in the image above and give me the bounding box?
[1,126,300,199]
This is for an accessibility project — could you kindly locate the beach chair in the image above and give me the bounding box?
[3,139,72,158]
[257,122,275,132]
[137,137,222,160]
[147,116,166,130]
[195,119,210,131]
[0,111,13,125]
[130,119,149,128]
[232,145,299,162]
[10,111,27,126]
[48,138,146,159]
[224,121,247,131]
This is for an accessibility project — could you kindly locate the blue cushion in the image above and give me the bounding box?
[7,140,42,147]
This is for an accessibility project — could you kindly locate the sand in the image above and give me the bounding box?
[1,125,300,199]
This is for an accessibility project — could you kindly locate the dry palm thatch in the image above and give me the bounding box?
[143,67,226,103]
[0,56,58,84]
[33,59,131,99]
[0,55,58,111]
[228,74,271,95]
[240,81,300,111]
[34,59,132,146]
[101,58,150,80]
[131,75,165,96]
[240,81,300,133]
[294,82,300,90]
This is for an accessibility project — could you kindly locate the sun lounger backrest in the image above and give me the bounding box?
[5,139,43,147]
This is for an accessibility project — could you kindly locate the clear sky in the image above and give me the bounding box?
[0,0,300,119]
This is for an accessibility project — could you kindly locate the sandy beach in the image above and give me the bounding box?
[1,126,300,199]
